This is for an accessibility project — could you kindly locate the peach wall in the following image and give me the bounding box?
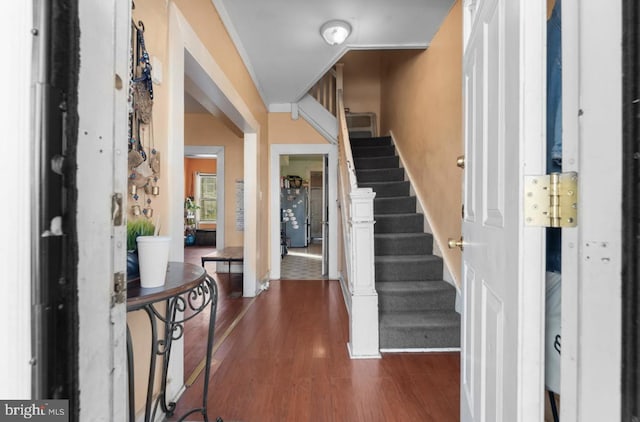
[268,113,328,144]
[184,158,217,198]
[185,113,244,247]
[130,1,171,233]
[380,1,463,284]
[341,51,383,135]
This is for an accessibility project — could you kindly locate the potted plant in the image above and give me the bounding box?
[127,218,156,280]
[184,197,199,246]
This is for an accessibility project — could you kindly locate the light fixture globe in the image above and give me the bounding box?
[320,20,351,46]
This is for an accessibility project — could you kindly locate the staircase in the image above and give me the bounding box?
[351,136,460,349]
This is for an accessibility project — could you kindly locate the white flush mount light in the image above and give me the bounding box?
[320,20,351,45]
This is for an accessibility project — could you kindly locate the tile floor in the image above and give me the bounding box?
[280,242,327,280]
[186,242,327,281]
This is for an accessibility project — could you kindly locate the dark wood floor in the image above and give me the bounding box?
[177,247,460,421]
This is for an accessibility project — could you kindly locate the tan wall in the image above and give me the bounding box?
[341,51,383,135]
[185,113,244,246]
[268,112,328,145]
[380,1,463,284]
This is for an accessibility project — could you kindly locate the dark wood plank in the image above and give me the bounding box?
[172,279,460,421]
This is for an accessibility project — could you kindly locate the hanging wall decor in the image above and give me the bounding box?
[128,19,160,218]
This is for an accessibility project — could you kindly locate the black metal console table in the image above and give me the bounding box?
[127,262,218,422]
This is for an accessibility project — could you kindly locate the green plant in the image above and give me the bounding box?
[185,196,200,212]
[127,218,156,251]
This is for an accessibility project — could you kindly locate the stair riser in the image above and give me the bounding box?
[361,181,410,198]
[354,156,399,170]
[375,236,432,256]
[350,137,392,147]
[375,260,443,281]
[357,168,405,182]
[374,197,416,214]
[375,215,423,233]
[378,290,456,312]
[351,145,396,157]
[380,326,461,349]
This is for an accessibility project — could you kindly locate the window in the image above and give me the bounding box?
[196,173,217,223]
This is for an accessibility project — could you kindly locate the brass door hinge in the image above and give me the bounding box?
[524,172,578,228]
[113,272,126,305]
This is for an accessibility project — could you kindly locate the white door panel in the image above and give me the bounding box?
[461,0,546,420]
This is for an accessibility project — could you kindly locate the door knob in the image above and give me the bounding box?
[456,155,465,169]
[448,237,464,251]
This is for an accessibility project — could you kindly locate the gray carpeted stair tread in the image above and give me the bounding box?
[379,310,461,349]
[354,156,399,169]
[374,196,416,214]
[351,145,396,157]
[375,255,443,282]
[375,233,433,255]
[374,213,424,233]
[359,181,410,197]
[350,136,392,147]
[375,254,442,264]
[357,168,405,182]
[380,310,460,328]
[377,280,457,312]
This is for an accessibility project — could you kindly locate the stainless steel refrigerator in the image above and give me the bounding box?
[281,187,308,248]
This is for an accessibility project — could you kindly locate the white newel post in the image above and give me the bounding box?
[347,188,380,358]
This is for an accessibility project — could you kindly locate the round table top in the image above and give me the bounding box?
[127,262,206,311]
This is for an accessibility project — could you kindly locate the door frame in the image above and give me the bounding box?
[184,145,226,249]
[2,0,34,399]
[269,143,338,280]
[560,0,623,419]
[76,0,130,418]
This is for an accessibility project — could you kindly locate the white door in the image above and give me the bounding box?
[461,0,546,421]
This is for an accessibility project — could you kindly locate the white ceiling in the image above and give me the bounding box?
[210,0,456,108]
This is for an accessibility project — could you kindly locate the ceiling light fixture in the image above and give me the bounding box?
[320,20,351,46]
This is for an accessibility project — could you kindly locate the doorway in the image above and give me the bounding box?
[279,155,326,280]
[270,144,338,281]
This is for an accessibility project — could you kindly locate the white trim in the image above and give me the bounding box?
[268,103,292,113]
[184,145,225,248]
[243,132,258,297]
[1,0,33,399]
[560,0,580,417]
[562,0,623,420]
[269,144,338,280]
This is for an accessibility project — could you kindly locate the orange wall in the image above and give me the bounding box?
[341,51,383,135]
[184,158,217,198]
[185,113,244,246]
[380,1,463,284]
